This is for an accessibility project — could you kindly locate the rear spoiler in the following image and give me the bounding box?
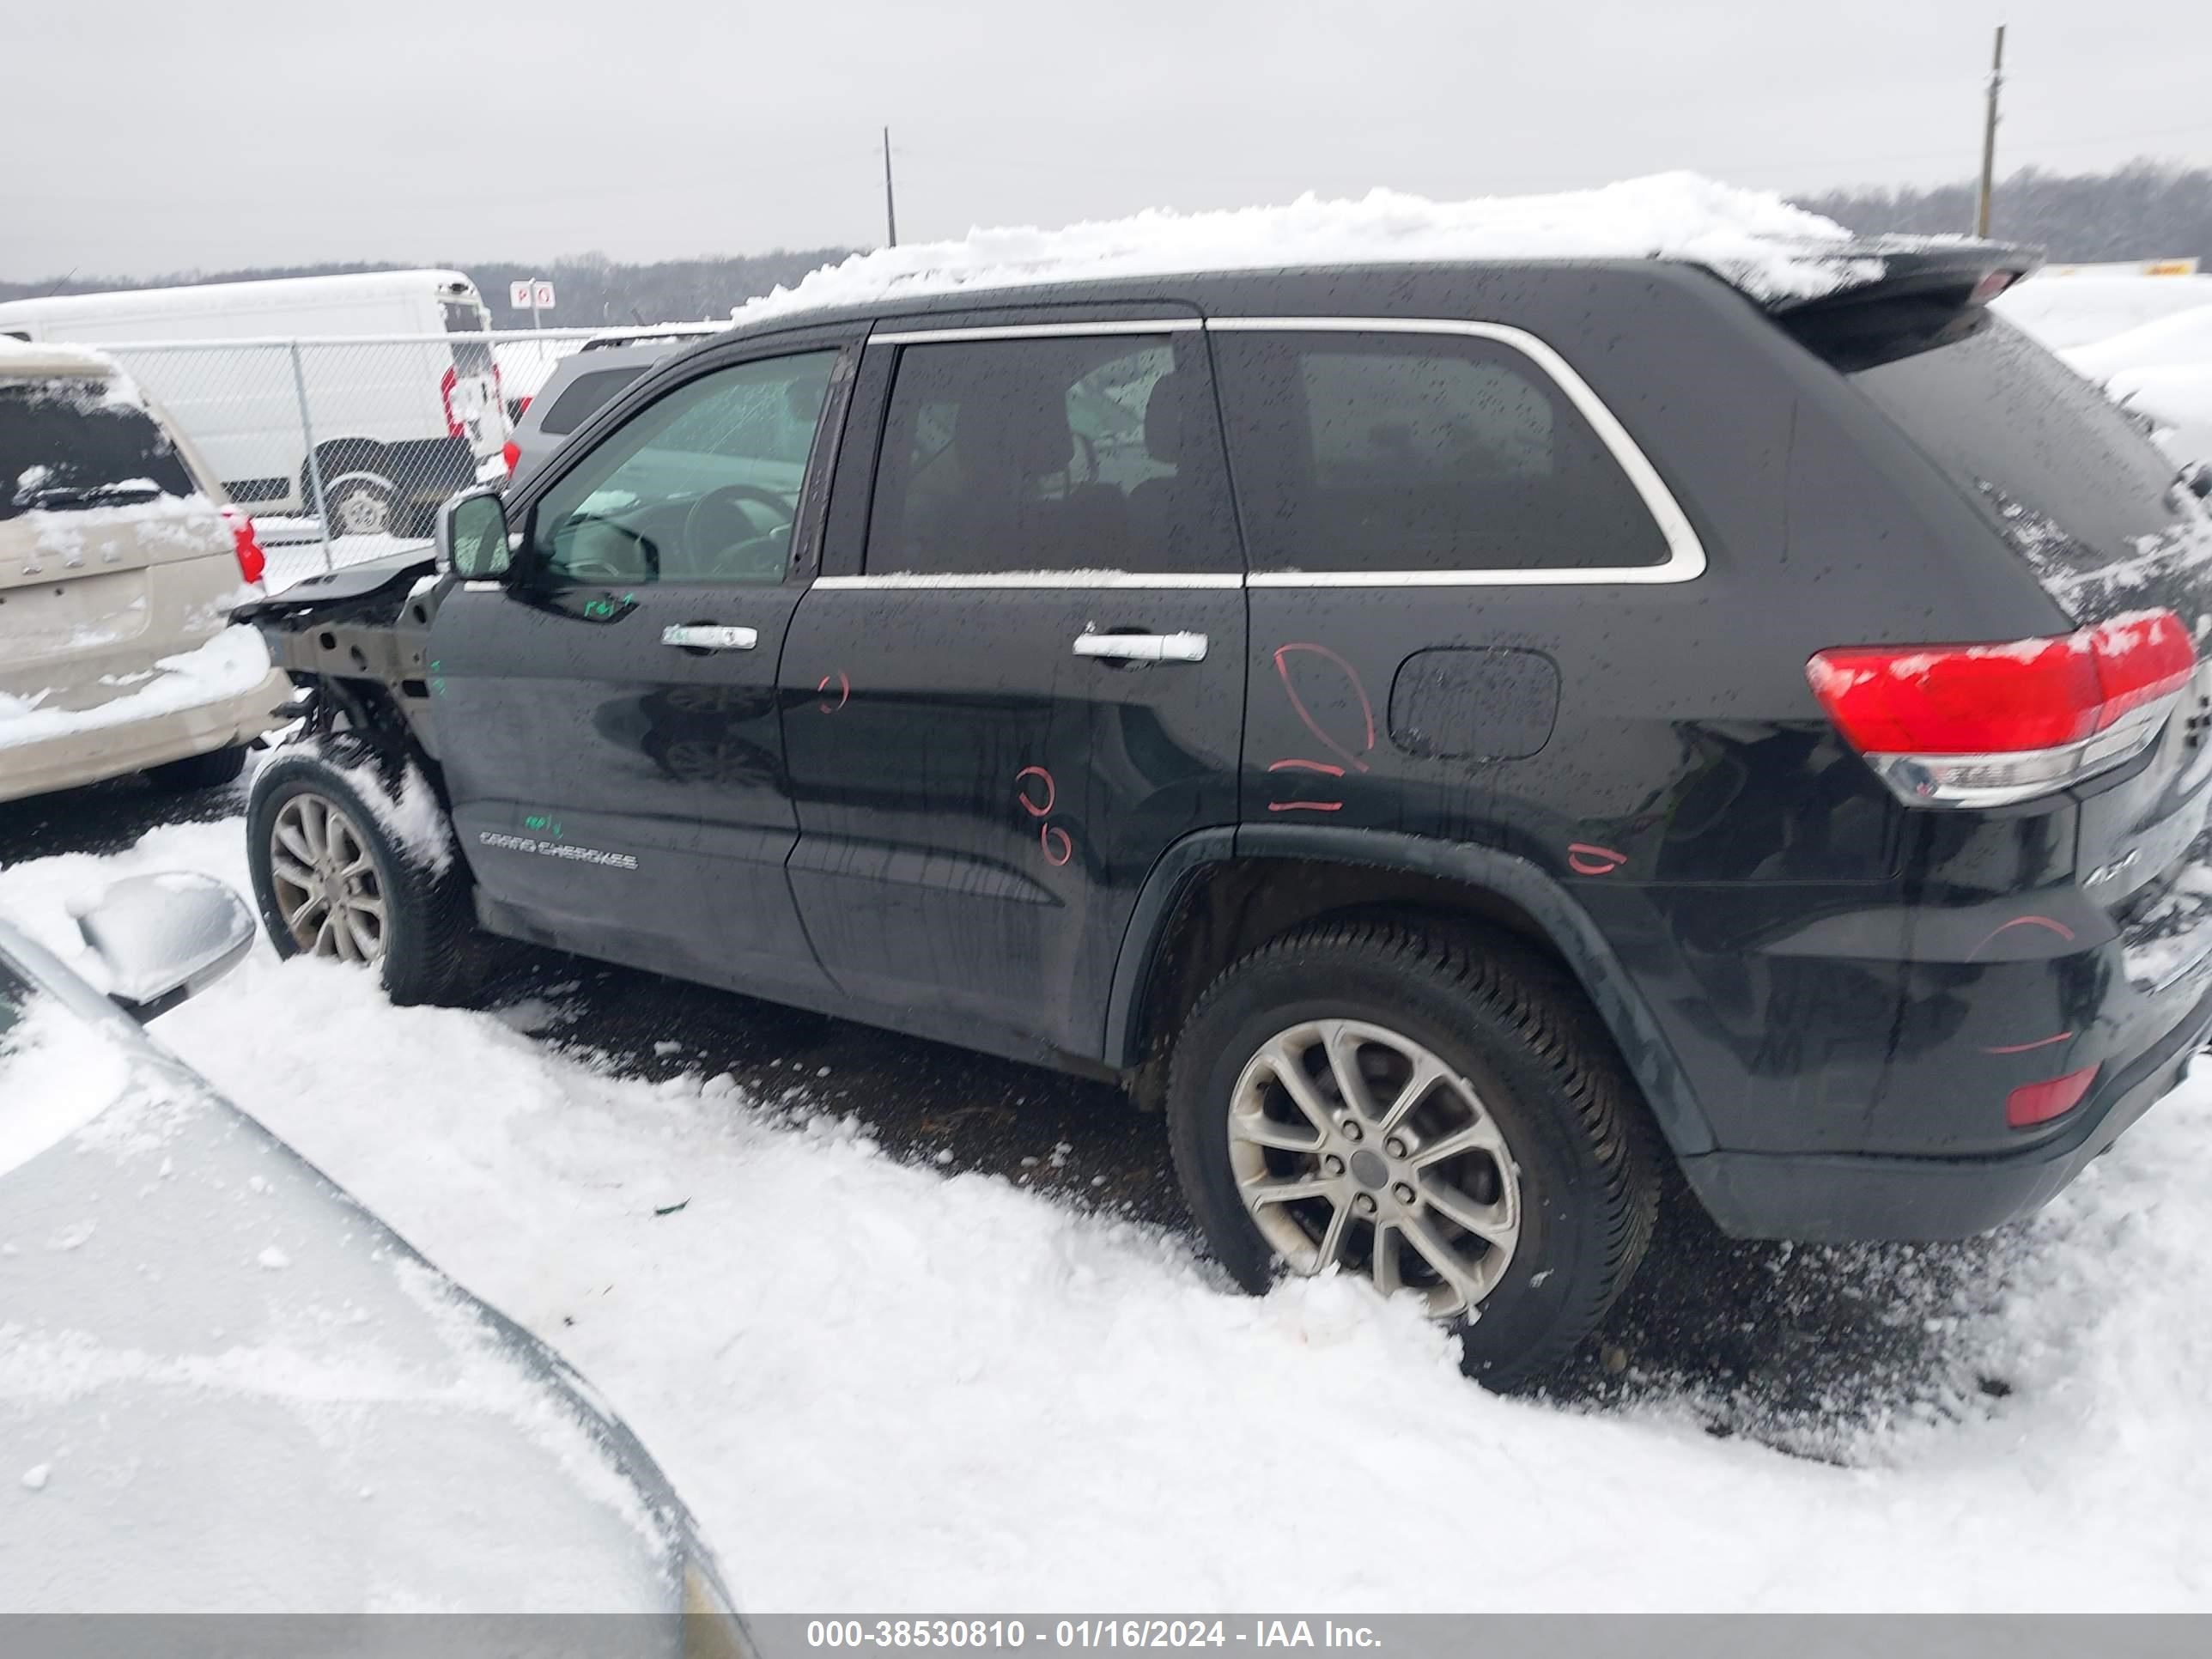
[1769,239,2044,370]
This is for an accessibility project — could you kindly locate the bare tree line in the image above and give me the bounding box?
[1798,161,2212,261]
[6,161,2208,319]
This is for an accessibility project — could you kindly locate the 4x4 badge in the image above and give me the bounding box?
[2086,850,2141,886]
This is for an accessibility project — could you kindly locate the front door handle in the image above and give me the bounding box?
[662,623,757,652]
[1073,630,1208,664]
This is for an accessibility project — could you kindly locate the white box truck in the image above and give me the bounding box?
[0,270,509,538]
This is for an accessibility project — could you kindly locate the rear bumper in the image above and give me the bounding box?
[0,666,289,804]
[1681,969,2212,1241]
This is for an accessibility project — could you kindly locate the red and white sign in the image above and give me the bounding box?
[532,281,556,310]
[508,279,558,311]
[508,280,533,308]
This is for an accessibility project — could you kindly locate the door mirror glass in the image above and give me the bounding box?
[439,488,511,579]
[73,873,255,1022]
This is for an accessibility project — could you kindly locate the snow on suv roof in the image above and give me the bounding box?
[734,171,1978,328]
[0,337,117,380]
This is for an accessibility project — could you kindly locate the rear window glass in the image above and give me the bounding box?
[444,299,495,376]
[1210,331,1670,574]
[1,380,197,523]
[1849,316,2179,566]
[538,368,643,437]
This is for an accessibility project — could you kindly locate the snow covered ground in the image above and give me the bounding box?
[4,815,2211,1611]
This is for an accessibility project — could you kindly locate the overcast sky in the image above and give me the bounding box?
[7,0,2210,279]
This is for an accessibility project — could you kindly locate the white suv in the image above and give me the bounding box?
[1,340,288,803]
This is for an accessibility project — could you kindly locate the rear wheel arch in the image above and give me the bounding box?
[1106,826,1713,1159]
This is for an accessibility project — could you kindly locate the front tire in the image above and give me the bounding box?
[1166,921,1659,1390]
[246,738,472,1006]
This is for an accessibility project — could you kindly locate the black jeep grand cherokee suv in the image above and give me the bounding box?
[239,240,2212,1387]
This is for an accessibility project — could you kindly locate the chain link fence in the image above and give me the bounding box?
[98,326,718,590]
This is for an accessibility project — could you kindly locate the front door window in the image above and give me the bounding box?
[529,350,839,586]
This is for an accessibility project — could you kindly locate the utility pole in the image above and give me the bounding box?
[1976,24,2005,238]
[883,125,899,249]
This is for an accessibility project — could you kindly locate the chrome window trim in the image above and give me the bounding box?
[1204,315,1705,588]
[869,319,1202,345]
[814,572,1241,591]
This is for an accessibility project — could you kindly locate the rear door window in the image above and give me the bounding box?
[2,380,197,522]
[864,331,1240,576]
[1210,329,1670,574]
[443,299,495,378]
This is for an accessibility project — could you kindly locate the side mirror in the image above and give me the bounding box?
[2188,462,2212,502]
[73,873,255,1022]
[437,487,513,580]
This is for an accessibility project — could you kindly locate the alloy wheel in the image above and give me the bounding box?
[1226,1018,1522,1320]
[268,792,387,963]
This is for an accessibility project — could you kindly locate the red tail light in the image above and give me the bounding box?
[1807,611,2196,806]
[501,440,520,472]
[440,365,464,438]
[2008,1064,2098,1129]
[514,393,532,417]
[220,504,266,586]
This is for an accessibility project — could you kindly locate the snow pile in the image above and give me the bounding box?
[0,625,274,751]
[2063,303,2212,466]
[0,336,117,377]
[2001,272,2212,466]
[7,820,2212,1609]
[313,739,456,875]
[737,173,1900,326]
[1997,272,2212,349]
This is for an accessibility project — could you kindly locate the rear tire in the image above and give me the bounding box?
[1166,920,1660,1391]
[245,737,473,1006]
[144,744,247,792]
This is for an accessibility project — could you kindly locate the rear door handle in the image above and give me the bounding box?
[1073,631,1208,664]
[662,623,757,652]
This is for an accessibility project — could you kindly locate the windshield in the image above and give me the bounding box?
[2,380,198,522]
